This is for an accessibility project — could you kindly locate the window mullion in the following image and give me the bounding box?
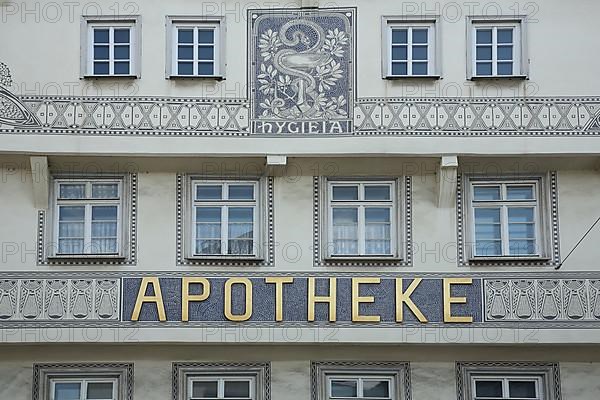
[85,203,92,254]
[407,27,413,75]
[193,28,198,76]
[501,205,509,256]
[222,205,228,255]
[492,26,498,75]
[358,204,365,255]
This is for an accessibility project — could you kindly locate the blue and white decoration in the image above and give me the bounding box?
[249,9,355,134]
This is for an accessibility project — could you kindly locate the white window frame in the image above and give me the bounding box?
[187,376,255,400]
[187,178,263,260]
[466,176,550,261]
[470,375,543,400]
[49,176,127,259]
[325,179,400,259]
[50,377,118,400]
[34,363,133,400]
[81,15,141,78]
[382,16,440,79]
[166,16,226,79]
[327,375,394,400]
[467,16,528,79]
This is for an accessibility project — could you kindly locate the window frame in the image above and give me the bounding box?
[186,177,264,261]
[166,16,226,79]
[50,377,118,400]
[173,362,269,400]
[470,375,543,400]
[81,15,141,78]
[187,376,255,400]
[467,16,528,79]
[382,16,441,79]
[325,179,401,260]
[48,175,131,260]
[469,179,543,259]
[327,375,394,399]
[33,363,133,400]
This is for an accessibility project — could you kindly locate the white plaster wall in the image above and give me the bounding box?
[1,0,599,98]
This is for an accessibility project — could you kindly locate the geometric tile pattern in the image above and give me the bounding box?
[484,278,600,322]
[0,278,120,321]
[2,94,600,135]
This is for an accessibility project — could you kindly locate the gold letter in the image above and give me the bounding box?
[308,278,337,322]
[131,277,166,322]
[443,278,473,323]
[265,277,294,322]
[181,277,210,322]
[395,278,428,323]
[224,278,253,321]
[352,277,381,322]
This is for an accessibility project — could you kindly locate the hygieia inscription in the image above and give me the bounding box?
[124,277,480,324]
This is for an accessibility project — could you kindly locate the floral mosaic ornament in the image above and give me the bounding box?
[0,62,40,128]
[250,10,355,134]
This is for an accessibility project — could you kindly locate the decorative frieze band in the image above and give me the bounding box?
[2,93,600,136]
[484,278,600,322]
[0,278,120,321]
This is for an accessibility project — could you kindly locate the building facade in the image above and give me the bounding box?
[1,0,600,399]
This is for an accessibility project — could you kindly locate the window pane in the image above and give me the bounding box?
[178,45,193,60]
[497,45,513,61]
[59,184,86,199]
[92,183,119,198]
[196,240,221,255]
[87,382,114,399]
[412,45,427,60]
[54,382,81,400]
[391,45,407,61]
[475,223,501,240]
[497,28,513,44]
[476,46,492,61]
[475,380,503,397]
[391,29,407,44]
[363,380,390,398]
[178,29,193,44]
[476,29,492,44]
[507,185,534,200]
[473,186,501,201]
[412,62,428,75]
[94,29,109,44]
[224,380,250,398]
[228,207,254,255]
[365,207,390,223]
[508,207,534,223]
[92,206,118,253]
[509,380,537,398]
[92,205,118,221]
[229,185,254,200]
[198,29,214,44]
[94,45,109,60]
[197,207,221,223]
[178,62,193,75]
[474,208,502,256]
[196,185,222,200]
[197,222,220,239]
[509,240,536,255]
[198,62,214,75]
[391,62,407,75]
[508,223,535,238]
[412,29,427,44]
[475,208,501,224]
[113,28,130,43]
[476,62,492,76]
[94,62,109,75]
[192,380,218,398]
[114,62,130,75]
[332,185,359,201]
[331,380,357,397]
[59,206,85,254]
[114,45,129,60]
[497,62,513,75]
[364,185,391,200]
[229,207,253,223]
[365,208,391,254]
[332,208,358,255]
[198,46,214,61]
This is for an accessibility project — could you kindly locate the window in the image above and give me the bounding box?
[326,181,397,258]
[51,378,117,400]
[167,17,225,78]
[328,376,392,399]
[33,363,133,400]
[188,377,253,400]
[82,16,140,77]
[312,362,409,400]
[468,17,527,78]
[469,179,542,258]
[383,17,439,78]
[471,376,542,400]
[190,179,260,258]
[173,362,269,400]
[456,362,561,400]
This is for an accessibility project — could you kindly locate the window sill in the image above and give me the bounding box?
[83,75,139,79]
[47,254,127,262]
[324,256,402,262]
[169,75,225,81]
[468,256,550,263]
[185,255,263,262]
[384,75,441,80]
[469,75,528,81]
